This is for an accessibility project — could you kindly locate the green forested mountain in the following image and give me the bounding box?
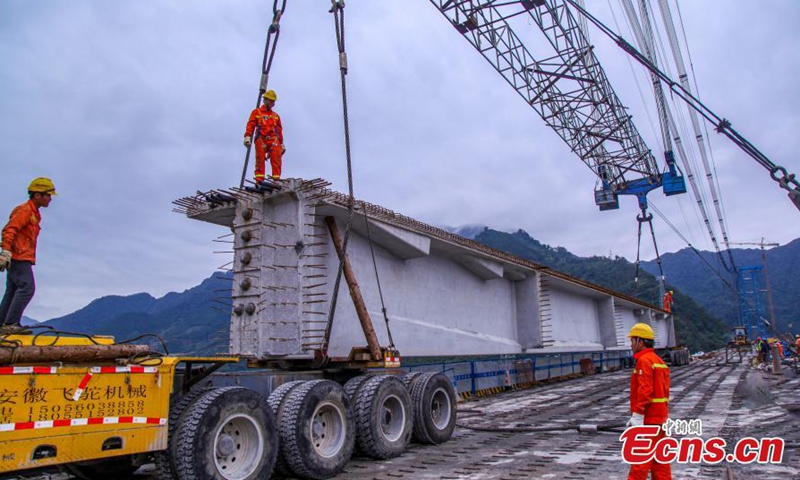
[641,238,799,332]
[42,274,231,355]
[474,228,729,352]
[38,228,734,355]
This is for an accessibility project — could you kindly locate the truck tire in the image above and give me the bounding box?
[267,380,305,476]
[353,375,412,459]
[410,372,456,444]
[174,387,278,480]
[343,374,371,401]
[399,371,422,390]
[280,380,354,479]
[66,456,138,480]
[153,388,209,480]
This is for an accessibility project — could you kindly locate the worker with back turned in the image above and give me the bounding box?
[243,89,285,183]
[0,178,56,328]
[626,322,671,480]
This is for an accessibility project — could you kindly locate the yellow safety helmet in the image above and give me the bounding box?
[263,90,277,101]
[627,323,655,340]
[28,177,57,195]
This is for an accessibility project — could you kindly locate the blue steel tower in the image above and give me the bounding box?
[736,266,769,340]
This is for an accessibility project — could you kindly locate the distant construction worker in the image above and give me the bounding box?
[0,178,56,328]
[626,322,671,480]
[795,335,800,356]
[243,89,285,183]
[662,290,674,313]
[760,338,771,364]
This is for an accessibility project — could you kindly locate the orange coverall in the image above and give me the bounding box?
[245,105,284,181]
[1,200,41,264]
[629,347,671,480]
[662,291,673,313]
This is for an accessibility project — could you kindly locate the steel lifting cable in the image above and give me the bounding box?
[650,201,733,290]
[239,0,288,189]
[634,214,643,292]
[635,208,666,302]
[322,0,358,355]
[619,0,729,273]
[645,213,666,300]
[361,202,395,349]
[564,0,800,210]
[657,0,735,266]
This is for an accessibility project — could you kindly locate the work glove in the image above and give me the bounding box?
[0,250,11,272]
[281,144,286,155]
[626,413,644,427]
[243,136,252,148]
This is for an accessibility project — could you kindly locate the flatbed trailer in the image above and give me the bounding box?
[0,332,457,480]
[5,352,799,479]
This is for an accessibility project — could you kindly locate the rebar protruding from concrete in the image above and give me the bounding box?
[325,216,382,361]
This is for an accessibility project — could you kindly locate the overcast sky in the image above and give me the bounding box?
[1,1,798,321]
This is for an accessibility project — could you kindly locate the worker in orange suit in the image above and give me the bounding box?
[626,322,671,480]
[0,178,56,328]
[243,89,285,183]
[662,290,674,313]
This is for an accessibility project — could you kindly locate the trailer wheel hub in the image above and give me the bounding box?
[212,413,265,480]
[430,387,452,430]
[380,394,406,442]
[216,434,235,457]
[310,400,346,458]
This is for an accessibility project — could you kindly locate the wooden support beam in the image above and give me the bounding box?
[325,216,383,361]
[0,344,150,365]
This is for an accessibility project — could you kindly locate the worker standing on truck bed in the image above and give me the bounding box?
[626,322,671,480]
[243,89,285,183]
[0,178,56,328]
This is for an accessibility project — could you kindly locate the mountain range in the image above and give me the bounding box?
[33,228,765,355]
[472,229,730,352]
[641,238,799,333]
[40,274,231,356]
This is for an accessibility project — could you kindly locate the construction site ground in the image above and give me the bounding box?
[5,352,799,480]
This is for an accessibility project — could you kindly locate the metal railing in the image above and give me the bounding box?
[408,350,633,396]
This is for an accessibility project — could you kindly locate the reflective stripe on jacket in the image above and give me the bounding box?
[245,105,283,146]
[630,348,670,425]
[1,200,41,263]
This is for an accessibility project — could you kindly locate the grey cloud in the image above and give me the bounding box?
[1,0,798,320]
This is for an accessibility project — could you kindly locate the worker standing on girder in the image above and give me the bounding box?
[662,290,674,313]
[0,178,56,328]
[795,335,800,356]
[626,323,671,480]
[243,89,285,183]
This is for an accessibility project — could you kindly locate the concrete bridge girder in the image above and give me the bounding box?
[183,179,675,360]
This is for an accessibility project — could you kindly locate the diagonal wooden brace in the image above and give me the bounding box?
[325,216,382,361]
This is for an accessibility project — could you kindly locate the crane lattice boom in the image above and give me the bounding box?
[429,0,660,196]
